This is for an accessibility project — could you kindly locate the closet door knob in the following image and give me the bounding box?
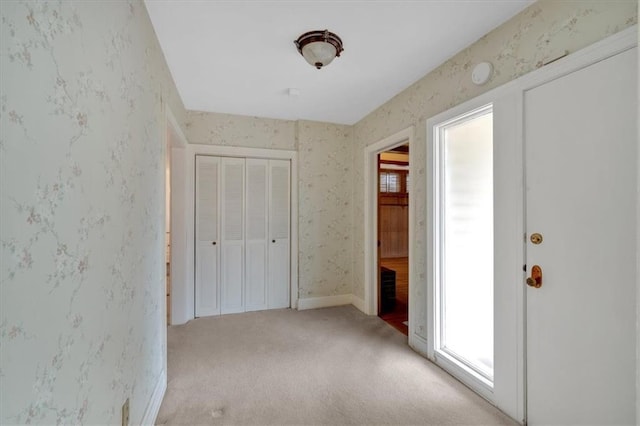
[272,240,276,243]
[212,242,217,245]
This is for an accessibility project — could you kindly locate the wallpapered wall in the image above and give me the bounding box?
[297,121,353,298]
[1,0,637,423]
[352,0,638,340]
[0,1,185,424]
[185,110,297,151]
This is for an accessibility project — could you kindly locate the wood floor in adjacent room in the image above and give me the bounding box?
[157,306,515,425]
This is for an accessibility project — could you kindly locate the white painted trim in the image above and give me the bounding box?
[408,333,428,358]
[351,295,366,313]
[140,369,166,425]
[290,153,299,310]
[185,144,299,320]
[166,108,188,149]
[364,126,415,318]
[297,294,352,310]
[165,107,190,326]
[435,351,494,402]
[187,144,296,160]
[636,13,640,426]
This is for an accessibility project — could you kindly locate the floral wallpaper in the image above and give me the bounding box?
[1,0,635,422]
[297,121,353,298]
[0,0,185,424]
[352,0,637,340]
[184,110,297,150]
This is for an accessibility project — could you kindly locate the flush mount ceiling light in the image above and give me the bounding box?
[294,30,344,69]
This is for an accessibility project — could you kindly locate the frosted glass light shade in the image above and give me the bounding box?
[301,41,337,69]
[294,30,344,70]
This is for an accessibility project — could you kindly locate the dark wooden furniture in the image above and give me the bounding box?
[380,266,396,313]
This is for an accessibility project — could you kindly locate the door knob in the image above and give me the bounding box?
[530,233,543,244]
[527,265,542,288]
[272,240,276,243]
[212,241,216,245]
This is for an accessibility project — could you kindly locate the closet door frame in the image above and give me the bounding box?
[183,145,298,321]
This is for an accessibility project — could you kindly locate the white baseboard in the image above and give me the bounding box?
[297,294,352,310]
[409,333,429,358]
[350,295,366,313]
[141,369,166,425]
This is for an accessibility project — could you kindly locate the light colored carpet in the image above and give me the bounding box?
[156,306,515,425]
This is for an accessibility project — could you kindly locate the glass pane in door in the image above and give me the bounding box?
[438,106,494,380]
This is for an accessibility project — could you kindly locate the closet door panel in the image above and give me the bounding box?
[195,156,220,317]
[245,159,268,311]
[221,157,245,314]
[268,160,290,309]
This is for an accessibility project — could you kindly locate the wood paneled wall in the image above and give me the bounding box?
[379,194,408,258]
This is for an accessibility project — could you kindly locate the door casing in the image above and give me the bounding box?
[174,144,298,324]
[363,128,417,341]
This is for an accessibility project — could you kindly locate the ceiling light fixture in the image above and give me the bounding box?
[294,30,344,70]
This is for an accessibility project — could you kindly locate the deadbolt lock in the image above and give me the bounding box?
[530,233,543,245]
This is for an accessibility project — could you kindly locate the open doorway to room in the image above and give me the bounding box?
[364,127,414,340]
[377,144,409,335]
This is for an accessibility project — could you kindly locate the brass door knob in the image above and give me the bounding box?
[530,233,543,244]
[527,265,543,288]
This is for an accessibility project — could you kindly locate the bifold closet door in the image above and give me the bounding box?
[220,157,245,314]
[195,155,220,317]
[195,156,290,316]
[268,160,290,309]
[245,159,268,311]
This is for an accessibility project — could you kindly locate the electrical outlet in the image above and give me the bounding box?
[122,398,130,426]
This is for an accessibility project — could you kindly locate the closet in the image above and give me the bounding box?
[195,155,290,317]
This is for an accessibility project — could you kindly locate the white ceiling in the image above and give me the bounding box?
[145,0,534,125]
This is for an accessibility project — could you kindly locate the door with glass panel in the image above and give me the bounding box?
[428,95,522,420]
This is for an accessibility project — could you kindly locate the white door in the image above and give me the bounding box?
[245,159,268,312]
[268,160,290,309]
[195,155,220,317]
[220,157,245,314]
[525,47,637,424]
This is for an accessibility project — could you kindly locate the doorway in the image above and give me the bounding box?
[364,127,415,340]
[425,26,637,423]
[377,144,409,335]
